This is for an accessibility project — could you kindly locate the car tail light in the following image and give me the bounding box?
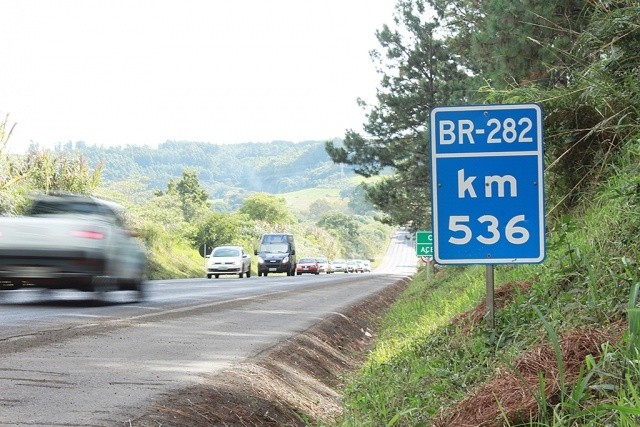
[72,230,105,239]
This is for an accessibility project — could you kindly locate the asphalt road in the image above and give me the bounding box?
[0,230,417,426]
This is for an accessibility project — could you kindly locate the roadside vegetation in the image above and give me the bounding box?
[336,140,640,425]
[0,125,391,280]
[328,1,640,425]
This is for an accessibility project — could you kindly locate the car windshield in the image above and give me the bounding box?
[260,243,289,253]
[213,248,240,257]
[29,200,101,215]
[299,258,316,263]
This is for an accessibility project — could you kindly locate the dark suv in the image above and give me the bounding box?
[255,233,296,276]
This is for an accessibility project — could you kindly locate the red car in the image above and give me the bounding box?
[296,257,320,275]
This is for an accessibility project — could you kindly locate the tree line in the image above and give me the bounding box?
[45,139,360,212]
[0,127,390,279]
[326,0,640,231]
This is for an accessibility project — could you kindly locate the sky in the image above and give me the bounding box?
[0,0,397,153]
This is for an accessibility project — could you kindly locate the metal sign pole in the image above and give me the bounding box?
[486,265,495,330]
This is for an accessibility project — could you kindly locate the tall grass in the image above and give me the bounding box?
[335,135,640,426]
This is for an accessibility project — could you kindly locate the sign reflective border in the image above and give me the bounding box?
[430,104,545,264]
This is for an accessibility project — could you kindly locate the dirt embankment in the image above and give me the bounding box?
[127,278,411,427]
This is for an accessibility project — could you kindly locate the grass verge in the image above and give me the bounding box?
[335,137,640,426]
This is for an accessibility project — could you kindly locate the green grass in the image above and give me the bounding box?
[281,187,346,211]
[280,176,375,211]
[334,136,640,426]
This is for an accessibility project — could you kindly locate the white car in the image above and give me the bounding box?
[206,245,252,279]
[316,256,333,274]
[0,194,147,300]
[332,259,347,273]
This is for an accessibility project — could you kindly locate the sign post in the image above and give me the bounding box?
[430,104,545,329]
[416,231,433,280]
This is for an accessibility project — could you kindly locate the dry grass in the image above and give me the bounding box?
[434,327,624,427]
[452,280,533,334]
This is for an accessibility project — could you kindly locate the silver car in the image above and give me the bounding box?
[332,259,347,273]
[0,193,147,300]
[206,245,252,279]
[316,256,333,274]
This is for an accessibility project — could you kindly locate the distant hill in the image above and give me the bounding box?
[56,139,358,203]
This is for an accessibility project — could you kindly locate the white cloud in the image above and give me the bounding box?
[0,0,396,152]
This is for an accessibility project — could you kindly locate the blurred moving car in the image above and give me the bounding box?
[206,245,251,279]
[354,259,365,273]
[296,257,319,275]
[332,259,347,273]
[316,256,333,274]
[0,193,147,300]
[362,260,372,272]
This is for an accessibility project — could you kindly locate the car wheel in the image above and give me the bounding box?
[207,274,212,279]
[246,267,251,278]
[133,281,146,302]
[239,272,244,278]
[215,274,219,279]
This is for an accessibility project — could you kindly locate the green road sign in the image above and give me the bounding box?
[416,230,433,257]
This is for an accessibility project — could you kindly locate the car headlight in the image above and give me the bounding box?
[282,256,289,264]
[257,256,264,264]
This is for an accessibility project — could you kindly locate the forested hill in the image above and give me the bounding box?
[54,139,357,196]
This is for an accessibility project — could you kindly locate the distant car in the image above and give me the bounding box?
[316,256,333,274]
[354,259,365,273]
[206,245,252,279]
[332,259,347,273]
[362,260,372,272]
[255,233,297,277]
[296,257,319,275]
[345,259,356,273]
[326,260,335,274]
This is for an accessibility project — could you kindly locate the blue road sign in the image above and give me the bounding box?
[430,104,545,264]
